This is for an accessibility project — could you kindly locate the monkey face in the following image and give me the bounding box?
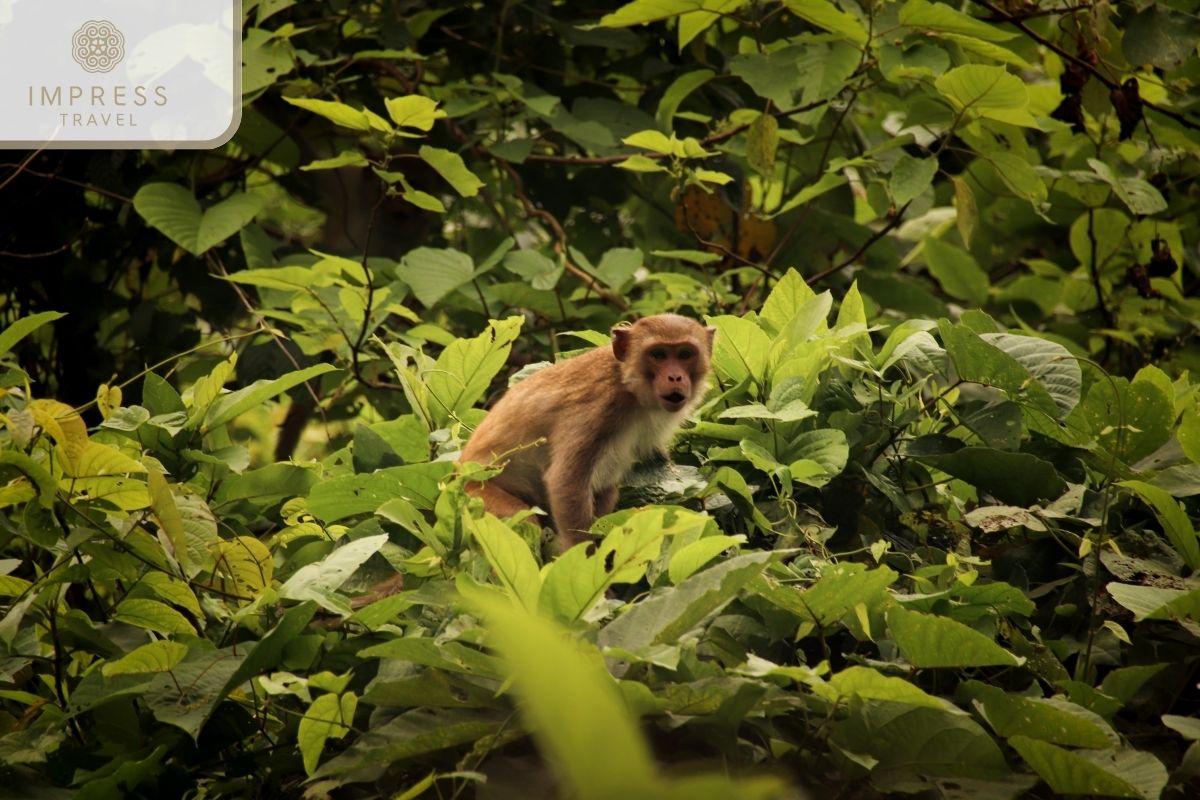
[646,344,696,411]
[612,314,715,413]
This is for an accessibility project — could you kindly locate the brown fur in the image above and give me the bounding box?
[461,314,714,550]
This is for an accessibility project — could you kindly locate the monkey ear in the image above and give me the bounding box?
[705,326,717,352]
[612,327,631,361]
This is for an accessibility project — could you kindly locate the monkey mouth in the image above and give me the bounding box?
[660,391,687,410]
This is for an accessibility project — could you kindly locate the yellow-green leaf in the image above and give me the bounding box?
[103,641,189,676]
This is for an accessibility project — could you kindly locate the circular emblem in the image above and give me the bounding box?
[71,20,125,73]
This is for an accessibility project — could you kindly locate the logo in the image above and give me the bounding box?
[71,20,125,74]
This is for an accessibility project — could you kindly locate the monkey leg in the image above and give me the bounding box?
[468,480,532,519]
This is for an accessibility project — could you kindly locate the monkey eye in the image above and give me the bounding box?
[677,348,694,360]
[649,347,668,361]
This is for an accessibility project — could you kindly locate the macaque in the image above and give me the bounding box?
[461,314,715,551]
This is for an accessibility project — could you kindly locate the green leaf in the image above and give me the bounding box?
[0,311,65,358]
[426,316,524,427]
[889,154,938,207]
[204,364,339,432]
[134,184,264,256]
[299,151,369,171]
[655,68,714,129]
[888,605,1021,667]
[1077,374,1172,464]
[822,666,948,710]
[1118,480,1200,569]
[359,637,504,679]
[1107,581,1200,624]
[114,599,196,635]
[462,588,662,798]
[668,535,744,584]
[758,563,897,629]
[210,536,273,600]
[952,176,978,247]
[939,322,1060,418]
[503,250,563,291]
[962,681,1114,748]
[729,48,803,109]
[987,151,1048,203]
[760,268,819,334]
[314,709,502,778]
[707,314,771,385]
[1123,4,1200,70]
[284,96,389,131]
[600,0,711,28]
[829,702,1010,780]
[899,0,1017,42]
[935,65,1036,126]
[469,514,542,611]
[1008,737,1157,799]
[299,692,358,775]
[772,171,848,217]
[102,641,189,676]
[148,472,189,574]
[910,443,1066,507]
[397,247,475,307]
[1180,403,1200,464]
[1088,159,1168,216]
[1069,208,1129,269]
[384,95,444,131]
[308,463,453,520]
[279,534,389,613]
[615,154,668,172]
[788,429,849,488]
[419,145,484,197]
[677,0,748,50]
[923,238,988,306]
[540,509,684,621]
[783,0,869,45]
[599,551,772,651]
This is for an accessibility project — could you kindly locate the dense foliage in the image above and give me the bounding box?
[2,0,1199,797]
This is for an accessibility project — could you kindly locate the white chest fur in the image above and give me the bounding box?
[589,409,682,491]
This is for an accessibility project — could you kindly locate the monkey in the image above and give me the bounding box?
[460,314,715,551]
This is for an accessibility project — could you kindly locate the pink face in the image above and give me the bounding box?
[643,342,700,411]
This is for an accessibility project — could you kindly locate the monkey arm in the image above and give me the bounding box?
[593,485,619,518]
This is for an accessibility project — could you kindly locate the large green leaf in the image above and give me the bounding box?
[419,146,484,197]
[1118,480,1200,569]
[783,0,869,45]
[469,514,542,612]
[899,0,1017,42]
[922,238,989,306]
[934,65,1036,127]
[279,534,389,613]
[133,184,264,256]
[1009,737,1165,799]
[962,682,1115,748]
[598,551,772,652]
[397,247,476,307]
[307,463,453,520]
[908,442,1065,507]
[888,605,1021,668]
[463,587,662,798]
[426,316,523,427]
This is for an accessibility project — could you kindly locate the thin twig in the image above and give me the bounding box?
[806,202,911,286]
